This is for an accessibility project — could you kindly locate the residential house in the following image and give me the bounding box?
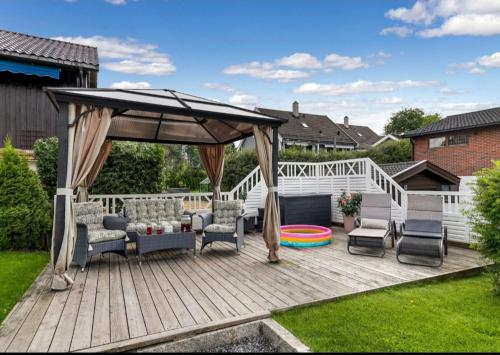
[239,101,391,151]
[403,107,500,177]
[379,160,460,191]
[0,29,99,149]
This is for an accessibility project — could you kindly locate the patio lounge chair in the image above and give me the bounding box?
[347,193,396,257]
[73,201,128,270]
[397,195,447,267]
[198,200,245,254]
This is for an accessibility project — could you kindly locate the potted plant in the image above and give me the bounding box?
[337,192,362,233]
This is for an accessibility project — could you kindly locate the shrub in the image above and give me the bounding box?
[467,160,500,295]
[222,149,258,191]
[164,160,206,191]
[92,141,166,194]
[33,137,58,198]
[34,138,167,196]
[0,138,51,250]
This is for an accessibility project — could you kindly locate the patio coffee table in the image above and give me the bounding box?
[136,231,196,262]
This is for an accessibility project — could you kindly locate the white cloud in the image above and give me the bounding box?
[419,14,500,37]
[436,101,494,113]
[294,80,438,96]
[374,97,403,105]
[449,51,500,74]
[228,94,258,107]
[203,82,238,93]
[52,35,176,75]
[380,26,414,37]
[224,52,370,82]
[385,0,500,37]
[439,86,466,95]
[276,53,322,69]
[110,81,151,89]
[223,61,309,82]
[105,0,127,4]
[477,52,500,67]
[386,1,434,25]
[324,53,368,70]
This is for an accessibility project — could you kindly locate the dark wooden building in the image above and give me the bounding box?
[0,29,98,149]
[379,160,460,191]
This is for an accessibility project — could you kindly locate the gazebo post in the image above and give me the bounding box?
[272,126,279,203]
[52,102,70,266]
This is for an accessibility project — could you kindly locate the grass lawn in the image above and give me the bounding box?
[0,251,49,324]
[273,275,499,352]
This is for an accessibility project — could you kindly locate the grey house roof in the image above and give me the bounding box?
[404,106,500,137]
[336,123,382,149]
[0,29,98,70]
[256,107,355,146]
[379,161,423,176]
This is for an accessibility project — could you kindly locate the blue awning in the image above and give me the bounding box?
[0,59,60,79]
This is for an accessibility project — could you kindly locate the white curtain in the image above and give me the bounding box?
[51,105,113,290]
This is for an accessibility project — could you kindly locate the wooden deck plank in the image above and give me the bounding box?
[129,260,164,335]
[1,229,483,353]
[109,254,129,343]
[70,257,100,351]
[27,267,78,352]
[147,255,196,328]
[153,254,212,325]
[119,256,147,339]
[49,265,89,352]
[139,261,180,331]
[91,254,111,348]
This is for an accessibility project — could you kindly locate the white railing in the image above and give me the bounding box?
[89,158,474,243]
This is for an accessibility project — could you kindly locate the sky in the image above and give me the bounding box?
[1,0,500,133]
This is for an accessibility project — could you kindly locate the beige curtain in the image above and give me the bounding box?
[198,144,225,201]
[252,125,281,263]
[51,105,113,290]
[76,139,112,202]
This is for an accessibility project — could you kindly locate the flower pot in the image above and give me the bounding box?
[342,214,356,233]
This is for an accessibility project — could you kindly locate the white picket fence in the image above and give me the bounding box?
[89,158,474,243]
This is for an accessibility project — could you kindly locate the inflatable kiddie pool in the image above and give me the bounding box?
[280,224,332,248]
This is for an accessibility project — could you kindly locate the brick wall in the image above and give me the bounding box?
[411,126,500,176]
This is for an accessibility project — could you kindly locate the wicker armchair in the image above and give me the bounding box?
[73,201,128,270]
[198,200,245,254]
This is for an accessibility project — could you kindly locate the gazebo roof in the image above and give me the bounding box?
[45,88,287,145]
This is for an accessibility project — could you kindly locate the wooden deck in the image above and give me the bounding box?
[0,227,483,353]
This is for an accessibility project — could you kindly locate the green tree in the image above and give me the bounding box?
[0,137,51,250]
[467,160,500,295]
[33,137,58,198]
[384,108,441,135]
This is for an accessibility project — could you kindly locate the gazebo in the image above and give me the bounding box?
[46,88,287,290]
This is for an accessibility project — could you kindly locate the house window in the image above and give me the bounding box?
[301,122,309,128]
[429,136,446,149]
[448,134,468,146]
[357,132,363,137]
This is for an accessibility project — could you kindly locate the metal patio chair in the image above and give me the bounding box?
[347,193,396,257]
[397,195,447,267]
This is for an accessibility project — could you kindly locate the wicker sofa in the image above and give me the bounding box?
[123,198,195,242]
[73,201,128,270]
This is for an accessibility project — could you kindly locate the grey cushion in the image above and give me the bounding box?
[348,228,388,238]
[213,200,244,225]
[88,229,127,244]
[205,224,236,234]
[124,198,185,232]
[74,201,104,231]
[361,218,388,230]
[405,219,442,233]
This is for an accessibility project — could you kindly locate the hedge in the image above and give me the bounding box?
[34,138,168,197]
